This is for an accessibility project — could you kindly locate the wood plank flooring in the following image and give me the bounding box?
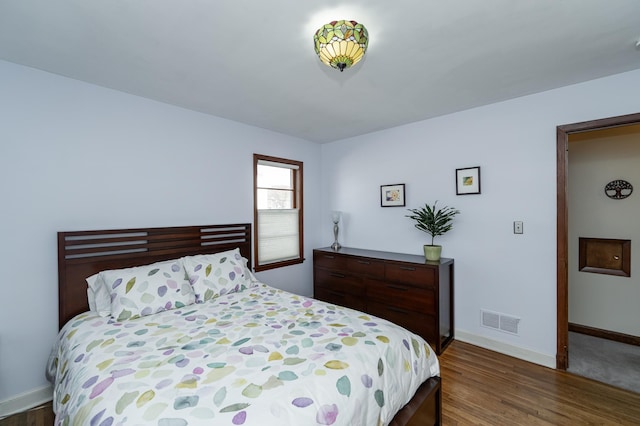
[2,340,639,425]
[440,341,640,425]
[0,403,54,426]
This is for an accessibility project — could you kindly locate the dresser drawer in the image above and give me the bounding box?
[345,257,384,277]
[314,287,366,312]
[314,268,365,296]
[385,263,435,287]
[366,280,435,313]
[314,251,349,270]
[314,251,384,278]
[367,300,436,342]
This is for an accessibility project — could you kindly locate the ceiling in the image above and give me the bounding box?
[1,1,640,143]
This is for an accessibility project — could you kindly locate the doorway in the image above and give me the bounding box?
[556,112,640,370]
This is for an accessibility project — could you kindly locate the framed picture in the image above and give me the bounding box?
[380,184,405,207]
[456,166,481,195]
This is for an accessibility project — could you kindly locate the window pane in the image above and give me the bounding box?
[257,188,293,209]
[257,164,292,189]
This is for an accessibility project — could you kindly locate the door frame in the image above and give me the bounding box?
[556,112,640,369]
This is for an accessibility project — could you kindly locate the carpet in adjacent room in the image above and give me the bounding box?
[568,331,640,394]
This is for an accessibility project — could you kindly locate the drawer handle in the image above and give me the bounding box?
[357,260,371,265]
[388,306,410,315]
[323,255,335,259]
[330,273,346,278]
[386,285,408,292]
[399,266,416,271]
[327,290,342,297]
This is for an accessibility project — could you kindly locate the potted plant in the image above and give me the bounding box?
[406,201,460,261]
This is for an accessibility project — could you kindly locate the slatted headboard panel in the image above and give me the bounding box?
[57,223,252,328]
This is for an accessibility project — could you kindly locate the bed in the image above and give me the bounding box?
[48,223,442,425]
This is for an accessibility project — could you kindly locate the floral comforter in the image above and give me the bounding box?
[48,284,439,425]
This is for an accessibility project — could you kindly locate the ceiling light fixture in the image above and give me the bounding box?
[313,20,368,72]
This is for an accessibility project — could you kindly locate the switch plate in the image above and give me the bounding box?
[514,221,523,234]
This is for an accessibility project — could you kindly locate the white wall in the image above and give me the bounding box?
[0,60,322,411]
[3,57,640,414]
[568,128,640,336]
[321,69,640,366]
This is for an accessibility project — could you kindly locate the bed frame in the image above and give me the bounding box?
[57,223,441,425]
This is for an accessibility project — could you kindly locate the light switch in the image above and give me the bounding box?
[514,221,523,234]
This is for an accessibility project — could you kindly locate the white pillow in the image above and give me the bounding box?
[182,248,255,303]
[99,259,195,321]
[86,273,112,317]
[87,288,95,312]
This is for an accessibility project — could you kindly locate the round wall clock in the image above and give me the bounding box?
[604,180,633,199]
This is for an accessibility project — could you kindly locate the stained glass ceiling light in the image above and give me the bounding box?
[313,20,368,72]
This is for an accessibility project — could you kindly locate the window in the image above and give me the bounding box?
[253,154,304,271]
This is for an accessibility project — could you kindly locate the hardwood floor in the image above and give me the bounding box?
[0,403,54,426]
[3,340,639,425]
[440,341,640,425]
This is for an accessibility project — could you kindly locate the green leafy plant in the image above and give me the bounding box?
[406,201,460,246]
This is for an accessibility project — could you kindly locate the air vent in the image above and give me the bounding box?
[481,309,520,335]
[481,310,500,329]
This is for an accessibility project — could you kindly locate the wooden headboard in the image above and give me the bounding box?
[57,223,252,329]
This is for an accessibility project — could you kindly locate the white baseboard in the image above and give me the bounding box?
[455,329,556,369]
[0,385,53,419]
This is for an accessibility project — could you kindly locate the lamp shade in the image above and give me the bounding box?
[314,20,368,72]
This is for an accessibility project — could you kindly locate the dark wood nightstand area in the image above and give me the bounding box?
[313,247,454,354]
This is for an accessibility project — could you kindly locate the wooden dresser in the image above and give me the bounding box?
[313,247,454,354]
